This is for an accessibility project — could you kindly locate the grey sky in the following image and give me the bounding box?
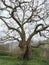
[0,0,49,42]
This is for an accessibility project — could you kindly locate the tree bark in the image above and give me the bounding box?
[19,42,32,60]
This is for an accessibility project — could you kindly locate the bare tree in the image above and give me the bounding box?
[0,0,49,59]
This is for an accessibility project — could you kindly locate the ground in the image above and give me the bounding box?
[0,56,49,65]
[0,47,49,65]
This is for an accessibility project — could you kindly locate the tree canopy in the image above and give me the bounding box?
[0,0,49,45]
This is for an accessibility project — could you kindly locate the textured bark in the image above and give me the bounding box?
[19,41,32,59]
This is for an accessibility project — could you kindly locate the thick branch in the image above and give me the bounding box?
[1,18,26,41]
[11,7,23,29]
[27,24,49,43]
[1,0,24,32]
[34,24,44,32]
[11,9,25,40]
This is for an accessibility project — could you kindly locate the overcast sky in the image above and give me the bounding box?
[0,0,49,42]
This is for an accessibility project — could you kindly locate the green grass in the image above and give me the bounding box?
[0,56,22,65]
[27,57,49,65]
[0,48,49,65]
[0,56,49,65]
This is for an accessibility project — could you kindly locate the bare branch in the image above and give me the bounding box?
[27,24,49,43]
[0,16,11,19]
[0,7,6,10]
[0,18,22,35]
[38,0,46,7]
[11,6,23,30]
[2,0,13,9]
[34,24,44,32]
[0,0,49,47]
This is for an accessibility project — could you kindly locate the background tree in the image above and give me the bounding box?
[0,0,49,59]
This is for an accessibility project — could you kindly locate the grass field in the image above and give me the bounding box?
[0,48,49,65]
[0,56,49,65]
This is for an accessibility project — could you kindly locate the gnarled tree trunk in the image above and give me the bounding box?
[19,41,32,59]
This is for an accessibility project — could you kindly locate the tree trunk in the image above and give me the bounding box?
[23,44,32,59]
[19,42,32,60]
